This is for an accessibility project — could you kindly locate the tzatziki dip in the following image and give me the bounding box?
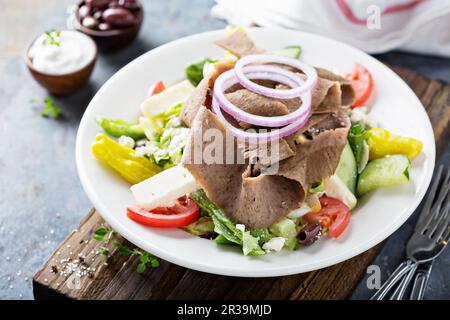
[28,30,96,75]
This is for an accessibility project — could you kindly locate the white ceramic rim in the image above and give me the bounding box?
[76,28,435,277]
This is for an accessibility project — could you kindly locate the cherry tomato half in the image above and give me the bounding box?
[346,63,374,108]
[304,196,350,238]
[127,196,200,228]
[146,80,166,98]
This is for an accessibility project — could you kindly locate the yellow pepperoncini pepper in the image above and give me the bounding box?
[92,134,162,185]
[367,128,423,161]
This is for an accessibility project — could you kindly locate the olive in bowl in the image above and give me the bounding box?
[73,0,143,52]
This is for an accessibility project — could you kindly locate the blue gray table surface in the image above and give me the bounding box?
[0,0,448,300]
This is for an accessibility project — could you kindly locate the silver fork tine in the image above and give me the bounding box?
[416,165,444,230]
[442,227,450,243]
[429,190,450,239]
[424,177,450,235]
[431,210,450,243]
[418,168,450,234]
[431,168,450,211]
[429,184,450,232]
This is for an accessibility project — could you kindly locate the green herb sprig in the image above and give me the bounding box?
[42,29,61,47]
[93,227,159,273]
[93,227,115,241]
[30,97,61,119]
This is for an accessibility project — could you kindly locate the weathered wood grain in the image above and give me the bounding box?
[33,66,450,300]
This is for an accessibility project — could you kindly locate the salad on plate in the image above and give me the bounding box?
[91,28,423,256]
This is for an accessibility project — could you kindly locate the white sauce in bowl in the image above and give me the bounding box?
[28,30,96,75]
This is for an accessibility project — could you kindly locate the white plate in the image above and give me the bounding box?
[76,28,435,277]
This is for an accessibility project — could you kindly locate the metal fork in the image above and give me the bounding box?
[389,166,450,300]
[389,236,448,300]
[390,166,450,300]
[371,165,450,300]
[409,260,434,300]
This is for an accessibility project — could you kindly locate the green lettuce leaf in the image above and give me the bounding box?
[190,190,265,256]
[185,57,218,86]
[348,123,370,173]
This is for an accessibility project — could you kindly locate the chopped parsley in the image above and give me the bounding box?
[93,227,159,273]
[42,29,61,47]
[30,97,61,119]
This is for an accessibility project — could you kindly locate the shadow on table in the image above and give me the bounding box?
[100,38,155,71]
[53,82,98,123]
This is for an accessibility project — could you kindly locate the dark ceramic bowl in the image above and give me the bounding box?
[73,2,143,52]
[25,31,98,96]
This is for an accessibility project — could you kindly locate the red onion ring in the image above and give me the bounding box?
[213,66,311,127]
[212,95,311,142]
[234,54,318,99]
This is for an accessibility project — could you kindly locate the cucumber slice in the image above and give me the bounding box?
[358,141,370,174]
[269,218,297,250]
[275,45,302,59]
[357,155,410,197]
[336,143,357,194]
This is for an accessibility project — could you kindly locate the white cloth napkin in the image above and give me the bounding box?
[211,0,450,57]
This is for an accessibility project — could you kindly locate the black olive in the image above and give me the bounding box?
[103,7,136,28]
[98,22,112,31]
[78,5,92,19]
[297,223,321,245]
[118,0,140,11]
[85,0,110,9]
[199,231,218,240]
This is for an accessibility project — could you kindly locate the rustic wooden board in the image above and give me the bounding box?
[33,66,450,300]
